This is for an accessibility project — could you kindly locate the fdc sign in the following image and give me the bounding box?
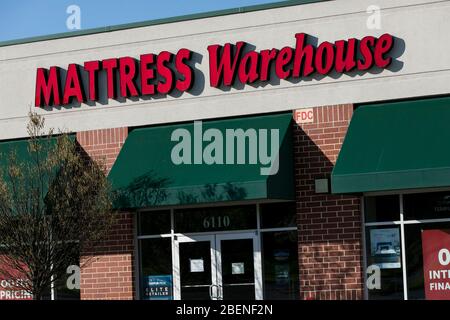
[294,108,314,124]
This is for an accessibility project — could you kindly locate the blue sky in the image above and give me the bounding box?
[0,0,284,42]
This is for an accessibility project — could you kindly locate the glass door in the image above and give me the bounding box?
[173,232,262,300]
[175,235,218,300]
[216,232,262,300]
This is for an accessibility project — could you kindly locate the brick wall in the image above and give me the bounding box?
[76,127,128,173]
[79,212,135,300]
[76,128,135,300]
[293,104,364,300]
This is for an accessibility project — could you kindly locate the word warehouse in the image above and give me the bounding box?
[35,33,395,107]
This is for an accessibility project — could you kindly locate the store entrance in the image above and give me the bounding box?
[174,232,262,300]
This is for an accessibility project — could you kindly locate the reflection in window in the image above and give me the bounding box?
[405,222,450,300]
[139,210,171,235]
[260,202,296,229]
[175,205,256,233]
[404,192,450,220]
[53,260,81,300]
[365,226,404,300]
[261,231,299,299]
[179,241,212,300]
[140,238,173,300]
[365,193,450,300]
[364,195,400,223]
[41,249,80,300]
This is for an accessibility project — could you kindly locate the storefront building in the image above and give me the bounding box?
[0,0,449,300]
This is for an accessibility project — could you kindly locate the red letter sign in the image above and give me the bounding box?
[422,229,450,300]
[35,67,61,107]
[175,49,194,92]
[140,53,156,95]
[102,58,118,99]
[84,60,100,101]
[63,64,85,104]
[34,33,396,107]
[156,51,175,95]
[208,42,246,87]
[119,57,139,98]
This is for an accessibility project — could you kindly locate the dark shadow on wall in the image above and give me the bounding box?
[112,171,171,209]
[78,211,135,299]
[176,182,248,205]
[71,141,135,299]
[112,174,249,208]
[292,118,364,300]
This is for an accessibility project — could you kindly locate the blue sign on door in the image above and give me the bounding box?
[143,275,173,300]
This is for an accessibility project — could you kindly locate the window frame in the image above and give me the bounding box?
[363,188,450,300]
[135,201,299,300]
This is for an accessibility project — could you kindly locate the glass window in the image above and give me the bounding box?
[404,192,450,220]
[53,256,81,300]
[139,210,171,235]
[365,225,404,300]
[41,275,80,300]
[220,238,256,300]
[404,222,450,300]
[179,241,212,300]
[261,231,299,300]
[140,238,173,300]
[41,286,52,300]
[174,205,256,233]
[260,202,296,229]
[364,195,400,223]
[39,248,80,300]
[364,193,450,300]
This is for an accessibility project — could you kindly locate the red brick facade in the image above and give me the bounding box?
[76,128,135,300]
[76,127,128,173]
[293,104,364,300]
[74,110,365,300]
[79,213,135,300]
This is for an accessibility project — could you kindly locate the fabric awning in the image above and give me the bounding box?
[109,112,294,209]
[332,96,450,194]
[0,135,73,168]
[0,135,74,195]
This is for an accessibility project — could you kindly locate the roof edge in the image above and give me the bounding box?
[0,0,328,48]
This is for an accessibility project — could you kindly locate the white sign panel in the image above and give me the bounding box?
[294,108,314,124]
[189,259,204,273]
[231,262,245,275]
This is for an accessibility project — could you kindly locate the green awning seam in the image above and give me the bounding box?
[332,96,450,194]
[109,112,295,209]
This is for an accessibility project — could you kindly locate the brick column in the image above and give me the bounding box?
[76,127,135,300]
[76,127,128,173]
[293,104,364,300]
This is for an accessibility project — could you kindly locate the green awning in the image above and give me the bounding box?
[332,96,450,194]
[0,135,74,194]
[109,113,294,209]
[0,136,72,168]
[0,139,35,163]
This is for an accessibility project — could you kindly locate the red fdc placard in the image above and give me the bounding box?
[421,229,450,300]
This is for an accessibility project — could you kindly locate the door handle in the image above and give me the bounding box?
[218,285,223,300]
[209,284,219,300]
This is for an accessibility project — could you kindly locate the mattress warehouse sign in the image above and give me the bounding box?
[35,33,395,107]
